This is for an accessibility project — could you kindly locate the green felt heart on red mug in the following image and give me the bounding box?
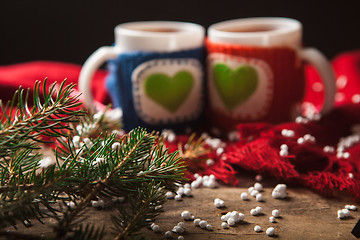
[144,71,194,113]
[213,63,259,110]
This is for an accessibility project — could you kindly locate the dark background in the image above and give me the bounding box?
[1,0,359,66]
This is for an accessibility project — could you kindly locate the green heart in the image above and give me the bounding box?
[144,71,194,113]
[213,63,258,111]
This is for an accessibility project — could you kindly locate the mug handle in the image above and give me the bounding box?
[78,46,118,111]
[300,48,336,114]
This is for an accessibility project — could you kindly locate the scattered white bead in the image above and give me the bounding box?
[346,205,357,211]
[337,209,345,219]
[152,224,160,232]
[66,201,76,209]
[206,224,213,231]
[297,137,305,144]
[38,156,55,169]
[240,192,249,200]
[177,187,184,196]
[248,186,255,193]
[172,225,184,233]
[165,231,173,238]
[254,225,262,232]
[254,183,263,191]
[349,173,354,179]
[272,209,280,217]
[166,191,175,199]
[221,222,229,229]
[343,152,350,159]
[266,227,275,236]
[193,219,201,226]
[272,184,287,199]
[216,147,224,156]
[199,220,208,229]
[295,116,309,124]
[91,200,104,208]
[181,211,192,220]
[111,142,120,151]
[227,217,236,226]
[281,129,295,137]
[279,149,289,156]
[184,188,192,197]
[251,190,259,197]
[269,216,276,223]
[178,236,184,240]
[323,146,335,153]
[250,209,259,216]
[194,173,200,178]
[256,194,263,202]
[214,198,225,208]
[174,195,182,201]
[280,144,288,150]
[191,180,201,189]
[255,206,263,214]
[206,159,215,166]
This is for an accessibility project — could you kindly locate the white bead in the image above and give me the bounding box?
[248,186,255,193]
[240,192,248,200]
[221,222,229,229]
[181,211,191,220]
[184,188,192,197]
[191,181,200,189]
[152,225,160,232]
[111,142,120,151]
[279,149,288,156]
[338,209,345,219]
[266,227,275,236]
[184,183,191,189]
[272,209,280,217]
[341,209,350,217]
[199,220,207,229]
[343,152,350,159]
[193,219,201,226]
[250,209,258,216]
[251,190,259,197]
[67,201,76,209]
[350,205,357,211]
[174,195,182,201]
[274,184,287,193]
[165,231,173,238]
[254,225,262,232]
[255,206,263,214]
[221,215,227,221]
[177,187,184,196]
[256,193,263,202]
[194,173,200,178]
[254,183,263,191]
[269,216,276,223]
[323,146,335,153]
[229,211,240,222]
[214,201,222,208]
[216,147,224,155]
[173,225,184,233]
[206,159,215,166]
[227,217,236,226]
[178,236,184,240]
[240,212,245,220]
[177,222,185,228]
[206,224,213,231]
[166,191,175,199]
[297,137,305,144]
[280,144,288,150]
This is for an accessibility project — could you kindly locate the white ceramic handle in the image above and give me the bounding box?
[300,47,336,114]
[78,46,118,111]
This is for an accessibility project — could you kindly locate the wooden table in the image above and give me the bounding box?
[6,176,360,240]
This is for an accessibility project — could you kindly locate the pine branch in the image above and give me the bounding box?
[111,181,166,240]
[0,79,84,156]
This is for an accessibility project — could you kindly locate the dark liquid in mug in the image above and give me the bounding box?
[222,25,278,33]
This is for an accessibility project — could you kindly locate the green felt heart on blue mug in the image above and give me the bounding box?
[144,71,194,113]
[213,63,258,110]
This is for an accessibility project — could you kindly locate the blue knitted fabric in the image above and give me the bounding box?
[105,47,205,132]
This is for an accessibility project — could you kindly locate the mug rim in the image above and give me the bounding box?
[115,21,205,38]
[208,17,302,47]
[208,17,301,37]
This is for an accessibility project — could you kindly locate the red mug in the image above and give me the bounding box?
[206,18,336,131]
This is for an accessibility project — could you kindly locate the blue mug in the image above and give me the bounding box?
[79,21,205,131]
